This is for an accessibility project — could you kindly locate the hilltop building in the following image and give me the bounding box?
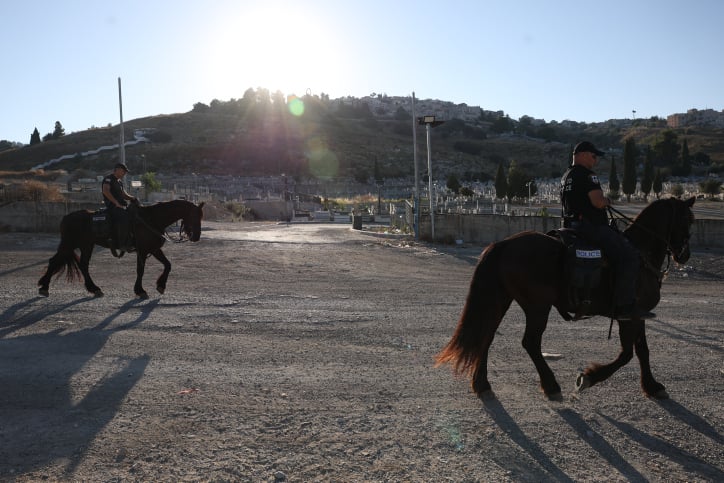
[667,108,724,128]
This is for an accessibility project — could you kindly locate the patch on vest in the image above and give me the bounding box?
[91,211,111,238]
[589,175,599,184]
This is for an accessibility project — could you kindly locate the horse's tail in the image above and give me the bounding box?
[435,241,509,377]
[49,218,82,283]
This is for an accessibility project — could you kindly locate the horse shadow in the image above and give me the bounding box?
[600,409,723,480]
[481,398,574,482]
[0,296,94,338]
[481,399,684,481]
[647,321,723,355]
[0,298,159,477]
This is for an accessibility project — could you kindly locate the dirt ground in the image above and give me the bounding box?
[0,221,722,482]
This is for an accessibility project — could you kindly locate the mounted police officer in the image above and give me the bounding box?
[560,141,654,321]
[101,162,137,256]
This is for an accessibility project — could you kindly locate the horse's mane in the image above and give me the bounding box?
[631,197,694,225]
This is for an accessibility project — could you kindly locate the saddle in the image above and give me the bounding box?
[91,206,136,256]
[548,228,608,320]
[91,208,112,239]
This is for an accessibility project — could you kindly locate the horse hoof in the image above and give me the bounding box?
[576,373,592,392]
[647,389,669,400]
[38,288,49,297]
[476,389,497,401]
[156,286,165,295]
[546,391,563,402]
[137,292,149,300]
[93,290,104,298]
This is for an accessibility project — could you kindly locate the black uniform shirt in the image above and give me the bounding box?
[560,164,608,226]
[101,174,127,208]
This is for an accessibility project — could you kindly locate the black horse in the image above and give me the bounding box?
[436,197,696,400]
[38,200,204,299]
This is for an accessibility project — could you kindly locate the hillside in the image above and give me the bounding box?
[1,94,722,184]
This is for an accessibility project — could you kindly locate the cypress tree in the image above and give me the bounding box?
[622,138,638,202]
[494,162,507,200]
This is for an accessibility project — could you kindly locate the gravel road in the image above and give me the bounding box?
[0,221,722,482]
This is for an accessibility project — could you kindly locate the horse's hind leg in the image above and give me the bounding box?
[634,328,667,399]
[521,306,561,399]
[38,251,66,296]
[78,246,102,296]
[471,297,512,398]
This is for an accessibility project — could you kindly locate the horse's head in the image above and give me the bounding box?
[180,202,205,242]
[668,197,695,264]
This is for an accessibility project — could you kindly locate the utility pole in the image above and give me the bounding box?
[118,77,126,167]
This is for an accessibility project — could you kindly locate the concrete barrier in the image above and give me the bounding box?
[419,213,724,250]
[0,201,100,233]
[2,202,722,250]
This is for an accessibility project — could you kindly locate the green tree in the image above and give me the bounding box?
[699,179,722,199]
[30,127,41,145]
[679,138,692,175]
[640,147,654,201]
[653,130,680,169]
[459,186,474,197]
[140,172,162,195]
[608,155,620,194]
[622,138,638,202]
[506,160,536,200]
[52,121,65,139]
[671,183,684,198]
[446,174,461,194]
[494,162,507,200]
[652,168,663,199]
[490,115,514,134]
[192,102,210,113]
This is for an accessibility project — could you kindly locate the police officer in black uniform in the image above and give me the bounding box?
[561,141,654,320]
[101,162,137,255]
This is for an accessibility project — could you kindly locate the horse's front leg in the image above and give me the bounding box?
[577,320,640,392]
[78,245,103,297]
[634,327,668,399]
[150,248,171,295]
[134,252,149,299]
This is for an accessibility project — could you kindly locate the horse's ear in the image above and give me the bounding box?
[685,196,695,207]
[198,202,205,209]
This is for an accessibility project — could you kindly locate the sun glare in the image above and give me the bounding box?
[203,5,342,101]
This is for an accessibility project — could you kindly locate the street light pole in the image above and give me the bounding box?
[418,115,445,243]
[426,122,434,242]
[411,92,420,239]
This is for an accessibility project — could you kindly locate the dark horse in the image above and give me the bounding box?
[38,199,204,299]
[436,197,696,400]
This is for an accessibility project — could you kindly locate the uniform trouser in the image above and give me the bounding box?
[571,220,639,308]
[108,206,130,247]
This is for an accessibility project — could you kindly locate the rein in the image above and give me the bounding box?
[604,204,677,340]
[133,209,190,244]
[606,205,674,282]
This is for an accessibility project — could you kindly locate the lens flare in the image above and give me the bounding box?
[288,96,305,117]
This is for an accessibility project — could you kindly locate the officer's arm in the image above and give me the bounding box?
[588,188,611,209]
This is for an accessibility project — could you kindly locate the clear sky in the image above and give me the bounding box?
[2,0,723,144]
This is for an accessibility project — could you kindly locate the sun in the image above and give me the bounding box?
[202,5,343,100]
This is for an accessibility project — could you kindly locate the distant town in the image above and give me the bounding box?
[335,95,724,129]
